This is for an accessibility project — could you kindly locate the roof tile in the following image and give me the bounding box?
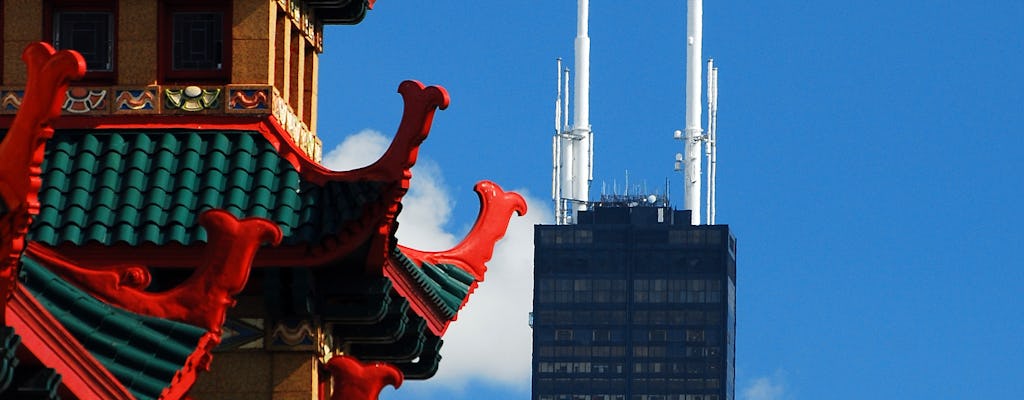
[28,130,385,247]
[389,247,477,321]
[20,254,206,400]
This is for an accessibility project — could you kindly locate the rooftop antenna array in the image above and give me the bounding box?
[673,0,719,225]
[705,59,719,224]
[552,0,593,225]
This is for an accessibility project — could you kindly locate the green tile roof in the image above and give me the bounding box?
[390,247,477,320]
[19,253,205,400]
[28,130,384,247]
[18,128,480,380]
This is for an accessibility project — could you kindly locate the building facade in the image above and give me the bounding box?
[532,202,736,400]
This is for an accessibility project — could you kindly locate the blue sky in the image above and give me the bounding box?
[317,2,1024,399]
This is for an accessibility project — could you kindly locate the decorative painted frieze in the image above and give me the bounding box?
[267,319,321,351]
[0,91,23,114]
[219,318,266,351]
[164,86,222,112]
[0,83,322,163]
[227,86,271,112]
[112,87,158,113]
[63,87,108,114]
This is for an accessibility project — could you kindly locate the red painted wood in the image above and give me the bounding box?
[0,43,84,323]
[7,285,134,400]
[399,180,528,282]
[30,210,281,335]
[325,355,402,400]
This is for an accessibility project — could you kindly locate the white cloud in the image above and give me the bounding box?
[321,128,392,170]
[324,131,549,397]
[743,372,788,400]
[389,161,459,251]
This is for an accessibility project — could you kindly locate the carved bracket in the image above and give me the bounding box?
[303,80,448,184]
[399,181,527,281]
[33,210,282,335]
[324,355,402,400]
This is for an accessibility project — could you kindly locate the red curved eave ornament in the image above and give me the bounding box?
[254,81,449,272]
[31,210,282,337]
[0,43,85,322]
[387,181,525,336]
[300,80,448,184]
[315,81,449,273]
[325,355,402,400]
[399,181,527,282]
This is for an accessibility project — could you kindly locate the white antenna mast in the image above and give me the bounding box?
[553,58,563,223]
[553,0,593,225]
[706,60,719,224]
[681,0,704,225]
[573,0,593,213]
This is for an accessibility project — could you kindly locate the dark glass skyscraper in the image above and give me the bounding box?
[532,202,736,400]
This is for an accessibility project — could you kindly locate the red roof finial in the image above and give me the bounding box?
[0,42,84,323]
[325,355,403,400]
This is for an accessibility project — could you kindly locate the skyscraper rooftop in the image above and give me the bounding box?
[532,204,736,400]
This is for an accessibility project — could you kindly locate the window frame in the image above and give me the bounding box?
[45,0,117,83]
[158,1,231,83]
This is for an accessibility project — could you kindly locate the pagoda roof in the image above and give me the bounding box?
[0,42,526,398]
[23,127,508,337]
[18,250,214,400]
[29,129,384,247]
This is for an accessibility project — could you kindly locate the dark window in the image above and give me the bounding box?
[171,12,223,70]
[54,11,113,71]
[46,0,117,83]
[574,229,593,244]
[160,2,230,82]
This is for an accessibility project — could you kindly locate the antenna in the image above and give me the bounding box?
[573,0,593,211]
[681,0,704,225]
[665,177,671,206]
[553,58,563,223]
[706,60,719,224]
[674,0,722,225]
[555,58,563,135]
[704,57,720,225]
[564,68,570,132]
[552,0,594,225]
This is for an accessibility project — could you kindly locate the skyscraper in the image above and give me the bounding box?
[532,198,736,400]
